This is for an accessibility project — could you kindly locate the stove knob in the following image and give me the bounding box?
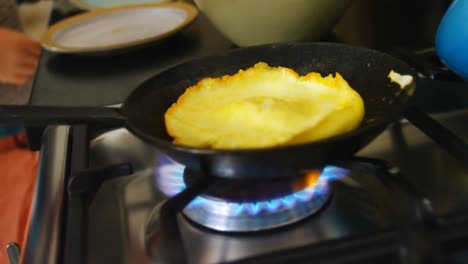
[6,242,20,264]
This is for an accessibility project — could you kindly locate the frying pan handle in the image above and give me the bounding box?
[0,105,125,126]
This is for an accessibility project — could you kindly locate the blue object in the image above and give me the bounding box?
[436,0,468,80]
[0,126,24,138]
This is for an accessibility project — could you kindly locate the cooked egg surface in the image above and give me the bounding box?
[388,70,413,89]
[165,62,365,149]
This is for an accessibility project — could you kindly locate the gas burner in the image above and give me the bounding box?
[155,156,349,232]
[182,178,332,232]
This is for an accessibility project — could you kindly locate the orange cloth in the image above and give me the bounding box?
[0,132,39,264]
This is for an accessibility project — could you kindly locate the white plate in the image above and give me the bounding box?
[70,0,172,10]
[40,2,198,55]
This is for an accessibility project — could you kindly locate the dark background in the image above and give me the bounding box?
[29,0,454,107]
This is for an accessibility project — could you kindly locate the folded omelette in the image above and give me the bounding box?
[165,62,365,149]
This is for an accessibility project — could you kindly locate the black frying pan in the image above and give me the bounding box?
[0,43,416,179]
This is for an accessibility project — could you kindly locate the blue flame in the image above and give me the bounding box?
[155,157,349,216]
[155,156,186,197]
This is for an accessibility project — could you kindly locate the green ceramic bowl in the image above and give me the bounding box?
[194,0,351,46]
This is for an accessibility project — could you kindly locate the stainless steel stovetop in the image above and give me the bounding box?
[21,101,468,264]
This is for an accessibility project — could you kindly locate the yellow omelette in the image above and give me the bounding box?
[165,62,365,149]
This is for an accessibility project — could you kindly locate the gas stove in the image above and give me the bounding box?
[21,54,468,264]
